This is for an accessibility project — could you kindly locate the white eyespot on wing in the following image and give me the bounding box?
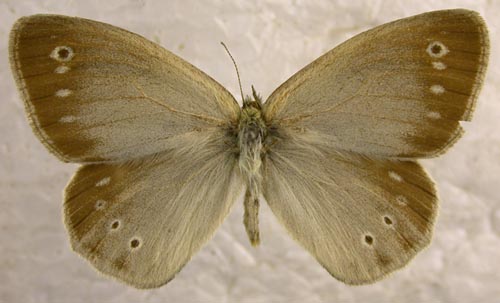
[54,66,70,74]
[363,233,375,247]
[95,177,111,187]
[95,200,106,210]
[50,46,74,62]
[396,195,408,206]
[432,61,447,70]
[426,41,449,58]
[388,171,403,182]
[383,215,394,227]
[430,85,445,95]
[59,115,76,123]
[109,219,121,231]
[55,89,72,97]
[427,111,442,119]
[129,237,142,250]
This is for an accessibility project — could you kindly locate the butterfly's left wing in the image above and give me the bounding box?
[262,135,437,284]
[63,130,243,288]
[9,15,240,163]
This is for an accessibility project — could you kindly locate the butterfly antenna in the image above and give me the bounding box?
[220,41,245,102]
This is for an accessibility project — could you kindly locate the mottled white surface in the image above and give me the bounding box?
[1,0,499,302]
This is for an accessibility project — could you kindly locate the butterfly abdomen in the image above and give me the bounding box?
[238,97,267,246]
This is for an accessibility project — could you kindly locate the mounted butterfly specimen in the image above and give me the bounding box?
[9,9,489,288]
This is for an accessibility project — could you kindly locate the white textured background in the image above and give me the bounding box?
[1,0,499,302]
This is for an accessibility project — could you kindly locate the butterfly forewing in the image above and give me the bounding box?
[264,9,489,158]
[9,15,240,163]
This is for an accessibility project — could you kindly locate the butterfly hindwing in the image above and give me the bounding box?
[64,130,243,288]
[262,132,437,284]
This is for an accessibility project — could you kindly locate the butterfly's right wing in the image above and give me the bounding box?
[262,136,437,284]
[263,9,488,158]
[260,10,487,283]
[10,15,240,163]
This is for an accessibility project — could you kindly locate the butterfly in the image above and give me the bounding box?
[9,9,489,288]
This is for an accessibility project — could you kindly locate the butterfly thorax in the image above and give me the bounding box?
[237,91,267,246]
[238,100,267,191]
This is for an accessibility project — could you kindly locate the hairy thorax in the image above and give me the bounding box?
[237,92,267,246]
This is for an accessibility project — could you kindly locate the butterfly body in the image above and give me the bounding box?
[238,89,267,245]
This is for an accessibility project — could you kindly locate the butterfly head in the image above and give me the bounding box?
[242,85,263,110]
[239,88,266,137]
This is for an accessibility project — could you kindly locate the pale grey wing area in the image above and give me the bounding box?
[263,9,488,158]
[262,133,437,284]
[63,130,243,288]
[9,15,240,163]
